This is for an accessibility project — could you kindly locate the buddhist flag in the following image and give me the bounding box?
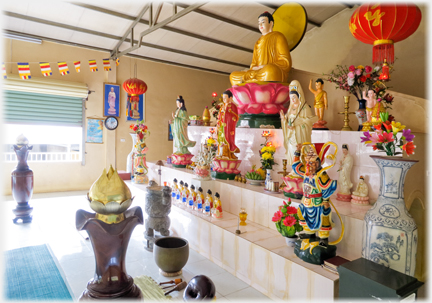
[2,62,6,79]
[17,62,31,79]
[58,62,70,75]
[115,57,120,66]
[89,59,98,72]
[74,61,81,73]
[39,62,52,77]
[103,58,111,71]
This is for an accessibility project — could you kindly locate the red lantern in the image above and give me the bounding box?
[349,3,422,64]
[379,59,390,81]
[122,78,147,102]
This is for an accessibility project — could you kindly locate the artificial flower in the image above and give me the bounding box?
[391,121,406,134]
[348,78,354,86]
[402,129,415,142]
[360,131,372,143]
[365,65,372,73]
[378,131,394,143]
[262,152,273,160]
[349,65,356,72]
[283,216,297,227]
[347,72,355,79]
[402,141,416,156]
[355,69,362,76]
[380,111,389,123]
[383,120,392,132]
[360,75,367,82]
[286,206,297,215]
[272,210,283,222]
[357,65,364,70]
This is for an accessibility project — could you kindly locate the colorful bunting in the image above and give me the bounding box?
[103,58,111,71]
[2,62,6,79]
[39,62,52,77]
[115,57,120,66]
[89,59,98,72]
[58,62,70,75]
[17,62,31,79]
[74,61,81,73]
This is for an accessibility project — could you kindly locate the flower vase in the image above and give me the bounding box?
[127,133,137,179]
[355,99,367,131]
[362,155,418,276]
[285,235,298,247]
[265,169,272,188]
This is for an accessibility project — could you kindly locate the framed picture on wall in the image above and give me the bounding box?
[126,94,145,122]
[103,83,120,117]
[86,118,103,143]
[168,122,173,141]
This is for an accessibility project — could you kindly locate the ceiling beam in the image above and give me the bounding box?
[72,3,253,53]
[3,11,249,68]
[115,3,205,58]
[3,29,230,76]
[112,3,150,56]
[176,2,260,33]
[257,2,322,28]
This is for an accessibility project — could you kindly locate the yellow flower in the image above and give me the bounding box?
[207,138,215,146]
[357,65,364,70]
[391,121,406,134]
[261,146,269,153]
[268,146,276,153]
[262,152,273,160]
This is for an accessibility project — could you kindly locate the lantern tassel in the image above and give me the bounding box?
[373,44,394,65]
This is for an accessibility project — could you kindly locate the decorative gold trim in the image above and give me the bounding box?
[373,39,394,46]
[95,213,125,224]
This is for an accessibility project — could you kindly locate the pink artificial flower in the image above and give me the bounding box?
[349,65,356,72]
[347,72,355,79]
[355,69,362,76]
[272,210,283,222]
[283,216,296,227]
[365,66,372,73]
[286,206,297,215]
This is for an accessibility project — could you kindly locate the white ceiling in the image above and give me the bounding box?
[2,1,353,75]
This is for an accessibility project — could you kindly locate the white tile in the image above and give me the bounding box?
[225,286,273,301]
[288,262,310,299]
[188,247,207,264]
[210,271,249,297]
[250,244,270,296]
[235,237,252,285]
[254,192,269,227]
[229,185,242,216]
[184,259,227,278]
[310,272,335,300]
[241,188,255,222]
[210,224,223,265]
[221,230,237,274]
[198,219,212,258]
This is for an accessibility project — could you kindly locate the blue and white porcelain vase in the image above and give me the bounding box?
[362,155,418,276]
[265,169,272,188]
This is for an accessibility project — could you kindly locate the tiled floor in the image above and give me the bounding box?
[2,191,273,301]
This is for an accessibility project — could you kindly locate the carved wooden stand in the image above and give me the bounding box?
[76,207,144,300]
[11,144,34,224]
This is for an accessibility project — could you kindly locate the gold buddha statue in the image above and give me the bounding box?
[229,12,291,86]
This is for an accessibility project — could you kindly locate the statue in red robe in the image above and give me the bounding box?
[216,90,240,160]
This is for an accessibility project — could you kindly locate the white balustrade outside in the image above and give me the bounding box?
[4,152,81,162]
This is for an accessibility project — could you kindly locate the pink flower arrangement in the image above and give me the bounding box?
[361,112,416,156]
[272,198,303,238]
[325,64,393,110]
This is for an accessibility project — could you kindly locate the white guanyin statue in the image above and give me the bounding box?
[336,144,354,202]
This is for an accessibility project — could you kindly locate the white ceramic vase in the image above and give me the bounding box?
[285,235,298,247]
[127,133,137,176]
[362,155,418,276]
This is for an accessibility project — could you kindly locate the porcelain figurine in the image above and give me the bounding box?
[181,183,190,208]
[171,178,178,203]
[176,181,184,206]
[351,176,370,205]
[212,192,223,219]
[188,185,197,209]
[363,89,377,123]
[204,190,213,210]
[212,90,242,179]
[195,187,204,213]
[171,96,196,168]
[280,80,317,166]
[292,143,344,265]
[229,11,291,86]
[336,144,354,202]
[309,79,329,130]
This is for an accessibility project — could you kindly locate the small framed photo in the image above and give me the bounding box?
[168,122,173,141]
[103,83,120,117]
[86,118,103,143]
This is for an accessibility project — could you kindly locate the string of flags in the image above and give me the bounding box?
[3,57,120,80]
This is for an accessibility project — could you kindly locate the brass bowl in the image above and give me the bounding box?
[154,237,189,276]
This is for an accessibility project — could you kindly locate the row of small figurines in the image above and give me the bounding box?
[170,179,223,218]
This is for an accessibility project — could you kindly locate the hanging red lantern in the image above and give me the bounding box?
[122,78,147,102]
[349,3,422,65]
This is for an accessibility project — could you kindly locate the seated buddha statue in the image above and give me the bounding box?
[229,11,291,86]
[351,176,370,205]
